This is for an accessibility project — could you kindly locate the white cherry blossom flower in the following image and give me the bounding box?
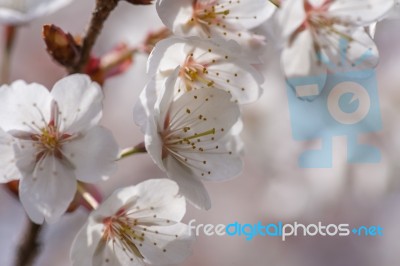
[385,0,400,20]
[70,179,194,266]
[134,69,243,209]
[0,74,119,223]
[156,0,276,50]
[147,36,264,104]
[278,0,393,86]
[0,0,73,24]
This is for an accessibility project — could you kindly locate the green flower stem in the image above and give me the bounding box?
[118,144,147,160]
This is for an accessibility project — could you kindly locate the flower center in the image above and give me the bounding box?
[162,113,217,159]
[30,122,71,161]
[179,55,214,91]
[39,126,60,151]
[296,0,353,56]
[102,212,144,260]
[189,1,230,27]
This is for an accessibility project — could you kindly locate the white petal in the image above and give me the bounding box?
[94,179,186,222]
[108,240,144,266]
[19,155,77,224]
[0,0,73,24]
[144,119,165,172]
[156,0,193,34]
[157,0,274,43]
[329,0,394,26]
[70,219,104,266]
[138,222,194,265]
[282,29,327,81]
[206,60,263,104]
[155,67,180,125]
[144,70,180,172]
[128,179,186,221]
[133,78,158,133]
[226,119,245,155]
[386,1,400,19]
[0,8,27,24]
[279,0,306,39]
[209,29,267,61]
[0,80,52,133]
[312,25,379,71]
[165,156,211,210]
[342,28,379,70]
[168,88,241,142]
[149,37,263,104]
[218,0,275,29]
[147,37,187,75]
[62,126,119,183]
[51,74,103,133]
[28,0,74,18]
[145,84,242,185]
[183,134,243,182]
[163,88,242,181]
[0,129,21,182]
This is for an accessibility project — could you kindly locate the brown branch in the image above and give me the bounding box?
[70,0,119,73]
[14,220,43,266]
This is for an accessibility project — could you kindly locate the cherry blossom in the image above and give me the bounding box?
[70,179,194,266]
[134,69,243,209]
[385,0,400,20]
[156,0,275,50]
[278,0,393,86]
[147,36,264,104]
[0,74,119,223]
[0,0,73,24]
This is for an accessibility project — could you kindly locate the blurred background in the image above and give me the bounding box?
[1,1,400,266]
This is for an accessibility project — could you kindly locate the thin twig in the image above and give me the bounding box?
[1,25,17,83]
[14,221,43,266]
[70,0,119,73]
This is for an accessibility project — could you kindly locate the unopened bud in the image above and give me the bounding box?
[85,43,134,85]
[142,27,172,54]
[43,24,81,68]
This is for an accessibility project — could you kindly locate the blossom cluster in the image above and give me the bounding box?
[126,0,273,261]
[0,0,398,265]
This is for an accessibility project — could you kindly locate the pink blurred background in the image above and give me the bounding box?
[1,1,400,266]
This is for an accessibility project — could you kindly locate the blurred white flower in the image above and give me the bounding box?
[147,36,264,104]
[156,0,275,50]
[385,0,400,20]
[279,0,393,84]
[70,179,194,266]
[0,74,119,223]
[134,69,243,210]
[0,0,73,25]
